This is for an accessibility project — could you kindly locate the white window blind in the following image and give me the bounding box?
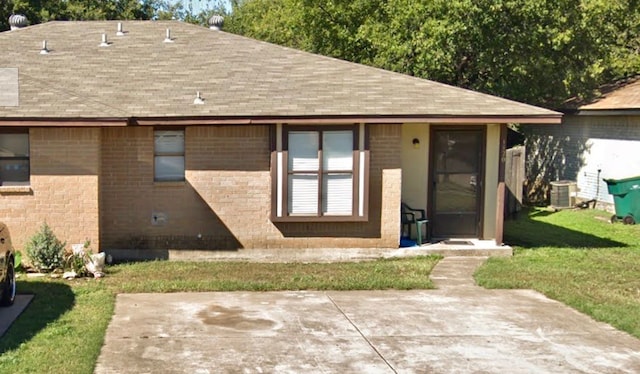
[288,132,319,171]
[286,129,355,216]
[323,131,353,171]
[154,130,185,181]
[288,132,319,214]
[322,174,353,214]
[0,132,29,185]
[322,131,353,214]
[288,174,319,214]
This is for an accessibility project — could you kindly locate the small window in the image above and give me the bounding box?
[0,131,29,186]
[154,130,185,182]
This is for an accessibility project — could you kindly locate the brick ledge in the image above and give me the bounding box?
[0,185,32,194]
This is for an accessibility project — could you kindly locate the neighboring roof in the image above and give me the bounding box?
[579,76,640,110]
[0,20,561,125]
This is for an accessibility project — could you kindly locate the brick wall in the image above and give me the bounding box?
[100,126,247,250]
[100,124,402,251]
[2,123,402,254]
[0,127,100,251]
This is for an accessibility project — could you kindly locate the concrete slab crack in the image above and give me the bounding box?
[327,294,397,374]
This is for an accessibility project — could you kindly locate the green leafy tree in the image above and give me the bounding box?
[155,0,229,24]
[225,0,640,107]
[0,0,158,31]
[0,0,230,31]
[357,0,614,106]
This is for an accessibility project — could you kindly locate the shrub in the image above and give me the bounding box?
[25,223,66,272]
[14,251,22,272]
[64,240,92,277]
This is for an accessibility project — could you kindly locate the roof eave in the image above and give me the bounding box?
[573,108,640,116]
[0,118,130,126]
[134,114,563,126]
[0,114,562,126]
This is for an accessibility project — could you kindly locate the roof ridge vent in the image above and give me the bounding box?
[116,22,125,36]
[40,40,49,55]
[164,28,174,43]
[99,33,110,47]
[9,14,28,30]
[208,15,224,31]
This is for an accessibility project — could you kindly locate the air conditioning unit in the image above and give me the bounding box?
[550,180,577,208]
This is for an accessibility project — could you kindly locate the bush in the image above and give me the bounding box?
[64,240,92,277]
[25,223,66,272]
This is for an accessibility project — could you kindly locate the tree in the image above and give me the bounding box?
[0,0,158,31]
[358,0,617,107]
[225,0,640,108]
[0,0,231,31]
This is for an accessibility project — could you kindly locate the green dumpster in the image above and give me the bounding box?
[604,175,640,224]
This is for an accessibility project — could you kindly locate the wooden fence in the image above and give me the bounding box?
[505,146,525,218]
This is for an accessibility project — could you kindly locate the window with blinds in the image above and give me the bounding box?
[154,130,185,182]
[0,131,29,186]
[274,126,368,220]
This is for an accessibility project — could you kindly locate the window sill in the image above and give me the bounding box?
[153,181,186,187]
[0,185,32,194]
[271,215,368,223]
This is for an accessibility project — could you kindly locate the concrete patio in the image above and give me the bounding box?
[95,257,640,373]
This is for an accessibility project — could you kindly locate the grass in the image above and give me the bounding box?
[5,207,640,373]
[476,207,640,338]
[0,256,440,374]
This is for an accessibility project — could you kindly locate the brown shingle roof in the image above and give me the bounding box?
[0,20,560,122]
[578,76,640,110]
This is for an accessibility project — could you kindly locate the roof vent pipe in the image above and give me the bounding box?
[193,91,205,105]
[208,15,224,30]
[116,22,124,36]
[9,14,28,30]
[40,40,49,55]
[164,28,173,43]
[99,33,110,47]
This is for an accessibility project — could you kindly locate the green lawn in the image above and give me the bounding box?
[4,207,640,373]
[0,257,439,374]
[476,207,640,338]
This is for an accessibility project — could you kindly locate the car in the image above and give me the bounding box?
[0,222,16,307]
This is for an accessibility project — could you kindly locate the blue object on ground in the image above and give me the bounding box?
[399,237,418,248]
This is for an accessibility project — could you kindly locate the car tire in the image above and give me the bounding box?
[0,259,16,307]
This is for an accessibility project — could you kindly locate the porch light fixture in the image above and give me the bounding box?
[412,138,420,149]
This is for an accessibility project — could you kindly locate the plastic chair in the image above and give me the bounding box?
[401,203,429,245]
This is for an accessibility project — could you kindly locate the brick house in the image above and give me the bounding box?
[526,76,640,211]
[0,19,560,259]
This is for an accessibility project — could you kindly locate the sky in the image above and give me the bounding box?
[174,0,231,14]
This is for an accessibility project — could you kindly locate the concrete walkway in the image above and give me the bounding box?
[95,257,640,373]
[0,295,33,337]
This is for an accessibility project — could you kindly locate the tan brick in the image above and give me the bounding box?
[3,123,402,254]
